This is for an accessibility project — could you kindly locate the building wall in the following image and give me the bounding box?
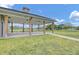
[0,15,6,37]
[0,16,1,37]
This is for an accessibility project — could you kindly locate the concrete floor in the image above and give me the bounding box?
[7,32,44,38]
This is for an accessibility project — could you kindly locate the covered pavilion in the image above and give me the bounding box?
[0,7,56,38]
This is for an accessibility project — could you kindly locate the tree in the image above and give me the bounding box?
[46,24,52,30]
[76,26,79,30]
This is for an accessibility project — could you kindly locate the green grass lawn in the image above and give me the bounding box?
[0,35,79,55]
[54,30,79,39]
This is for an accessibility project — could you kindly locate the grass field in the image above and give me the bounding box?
[0,35,79,55]
[55,30,79,39]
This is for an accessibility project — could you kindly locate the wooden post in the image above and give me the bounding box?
[43,21,45,34]
[23,23,24,32]
[31,24,33,32]
[11,17,14,33]
[0,15,1,37]
[11,22,13,32]
[29,17,32,36]
[51,21,54,33]
[38,24,40,31]
[1,15,4,37]
[4,15,8,37]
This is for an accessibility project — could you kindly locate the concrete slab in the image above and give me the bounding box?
[6,32,43,38]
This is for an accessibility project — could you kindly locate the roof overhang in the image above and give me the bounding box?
[0,7,56,24]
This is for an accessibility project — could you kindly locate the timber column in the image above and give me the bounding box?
[29,17,32,36]
[11,21,13,32]
[23,23,25,32]
[11,17,14,33]
[38,24,40,31]
[0,15,2,37]
[4,15,8,37]
[43,21,45,34]
[31,24,33,32]
[51,21,54,33]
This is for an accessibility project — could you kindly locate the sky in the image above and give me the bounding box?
[0,4,79,26]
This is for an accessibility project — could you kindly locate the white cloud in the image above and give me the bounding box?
[69,10,77,19]
[69,10,79,26]
[0,4,15,8]
[56,19,64,23]
[55,19,64,25]
[69,10,79,21]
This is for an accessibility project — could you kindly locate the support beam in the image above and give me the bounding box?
[38,24,40,31]
[11,17,14,33]
[0,15,1,37]
[4,15,8,37]
[29,17,32,36]
[11,22,13,32]
[51,21,54,33]
[1,15,4,37]
[43,21,45,34]
[31,24,33,32]
[23,23,25,32]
